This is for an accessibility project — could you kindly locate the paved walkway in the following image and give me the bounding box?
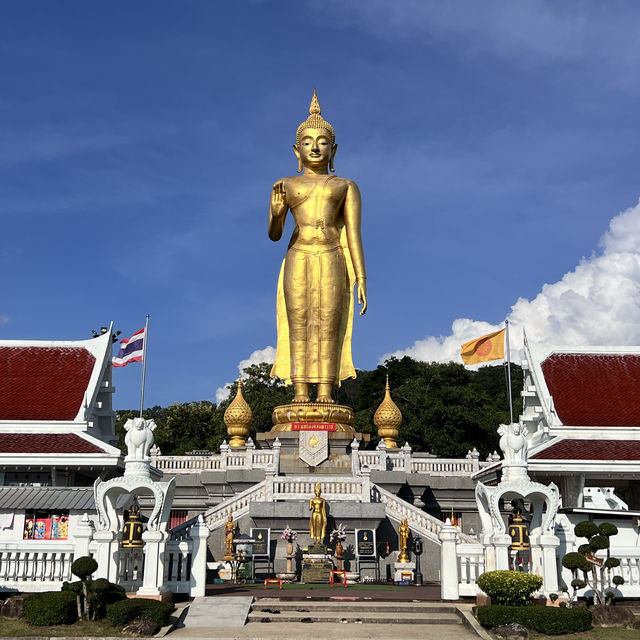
[170,621,480,639]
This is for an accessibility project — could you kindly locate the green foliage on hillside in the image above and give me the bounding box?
[115,358,522,457]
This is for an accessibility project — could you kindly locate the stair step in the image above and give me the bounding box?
[253,601,456,614]
[248,611,461,625]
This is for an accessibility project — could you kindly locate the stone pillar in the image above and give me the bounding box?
[220,441,229,471]
[93,530,118,582]
[361,465,371,503]
[470,447,480,472]
[74,513,95,558]
[376,439,387,470]
[492,533,512,571]
[138,530,168,596]
[265,466,275,502]
[350,438,360,476]
[401,442,412,473]
[190,515,210,597]
[536,533,560,593]
[439,520,459,600]
[245,438,254,469]
[272,437,281,475]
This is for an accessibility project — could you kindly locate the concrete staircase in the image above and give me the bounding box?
[248,598,463,625]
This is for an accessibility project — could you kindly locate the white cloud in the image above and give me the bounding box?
[215,346,276,403]
[384,199,640,365]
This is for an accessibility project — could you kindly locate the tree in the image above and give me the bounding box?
[562,521,624,606]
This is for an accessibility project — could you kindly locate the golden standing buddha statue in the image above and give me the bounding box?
[269,90,367,405]
[309,483,327,544]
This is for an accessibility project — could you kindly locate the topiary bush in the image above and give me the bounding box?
[71,556,98,581]
[477,570,543,606]
[106,598,172,628]
[477,605,592,635]
[21,591,78,626]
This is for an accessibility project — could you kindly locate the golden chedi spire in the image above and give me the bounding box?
[373,375,402,449]
[224,377,252,448]
[296,89,336,146]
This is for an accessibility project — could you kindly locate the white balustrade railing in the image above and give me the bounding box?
[371,484,475,545]
[611,549,640,597]
[457,543,485,596]
[411,458,479,475]
[165,539,193,594]
[203,480,268,530]
[0,543,74,592]
[272,476,368,502]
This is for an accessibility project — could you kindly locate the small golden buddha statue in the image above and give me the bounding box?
[269,90,367,404]
[398,518,410,563]
[223,510,237,560]
[309,483,327,544]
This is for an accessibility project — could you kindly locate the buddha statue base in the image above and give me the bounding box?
[270,402,355,435]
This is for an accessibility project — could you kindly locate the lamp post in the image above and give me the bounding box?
[413,535,423,586]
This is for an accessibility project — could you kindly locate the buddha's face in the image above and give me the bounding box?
[296,127,336,169]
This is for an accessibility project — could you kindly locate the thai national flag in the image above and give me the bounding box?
[112,328,145,367]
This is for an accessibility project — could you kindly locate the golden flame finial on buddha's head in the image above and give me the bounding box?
[296,89,335,147]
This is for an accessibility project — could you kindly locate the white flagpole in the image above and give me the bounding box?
[505,319,514,424]
[139,314,150,419]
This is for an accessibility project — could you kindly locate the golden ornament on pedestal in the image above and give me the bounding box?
[373,375,402,448]
[224,377,252,448]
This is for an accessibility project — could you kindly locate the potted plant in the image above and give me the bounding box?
[282,526,297,557]
[330,523,347,557]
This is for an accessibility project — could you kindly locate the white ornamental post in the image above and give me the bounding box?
[439,519,459,600]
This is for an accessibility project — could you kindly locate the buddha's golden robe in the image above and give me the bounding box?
[271,224,356,386]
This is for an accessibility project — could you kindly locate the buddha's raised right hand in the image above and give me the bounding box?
[271,180,287,217]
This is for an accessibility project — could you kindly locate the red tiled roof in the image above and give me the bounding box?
[541,353,640,427]
[531,439,640,461]
[0,347,95,421]
[0,433,106,454]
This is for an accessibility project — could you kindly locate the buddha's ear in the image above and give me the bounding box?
[330,143,338,173]
[293,144,303,174]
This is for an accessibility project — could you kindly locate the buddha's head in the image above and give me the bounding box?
[294,90,337,173]
[314,482,322,497]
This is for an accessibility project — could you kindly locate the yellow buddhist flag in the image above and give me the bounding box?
[460,328,506,365]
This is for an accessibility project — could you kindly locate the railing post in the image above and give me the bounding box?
[470,447,480,472]
[351,438,360,476]
[439,519,459,600]
[361,465,371,503]
[190,515,210,597]
[273,437,281,475]
[220,440,229,471]
[401,442,412,473]
[245,438,254,469]
[74,513,95,558]
[376,439,387,470]
[150,444,161,469]
[265,466,275,502]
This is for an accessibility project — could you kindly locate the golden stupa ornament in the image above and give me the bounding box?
[224,377,252,448]
[373,375,402,449]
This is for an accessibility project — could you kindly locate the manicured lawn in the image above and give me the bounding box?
[528,627,640,640]
[0,617,127,637]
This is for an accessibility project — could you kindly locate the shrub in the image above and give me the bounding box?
[598,522,618,537]
[477,605,592,635]
[106,598,172,628]
[562,552,590,574]
[477,570,543,606]
[88,579,127,619]
[22,591,78,626]
[589,535,609,550]
[71,556,98,581]
[574,521,599,539]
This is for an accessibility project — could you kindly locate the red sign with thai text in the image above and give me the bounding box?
[292,422,337,431]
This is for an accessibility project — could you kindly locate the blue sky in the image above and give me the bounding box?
[2,1,640,409]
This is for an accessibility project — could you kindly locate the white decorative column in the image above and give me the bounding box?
[439,519,459,600]
[93,530,118,581]
[351,438,360,476]
[74,513,95,559]
[190,515,210,597]
[491,534,512,571]
[138,530,167,596]
[272,437,281,474]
